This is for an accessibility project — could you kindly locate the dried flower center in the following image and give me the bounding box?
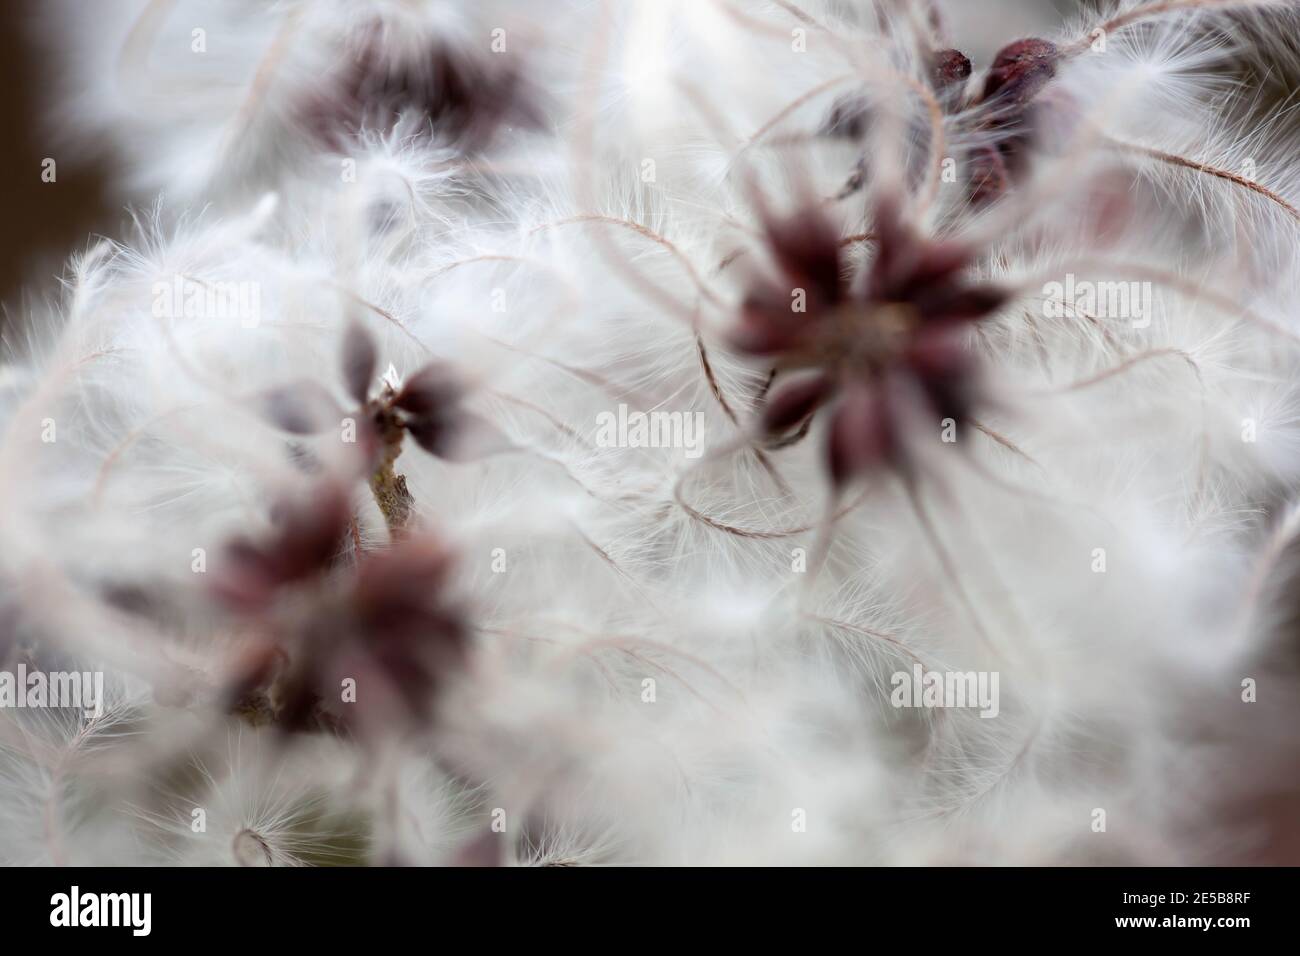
[367,388,415,535]
[814,301,919,375]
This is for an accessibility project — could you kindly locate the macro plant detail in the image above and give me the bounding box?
[742,198,1005,483]
[0,0,1297,870]
[216,487,467,740]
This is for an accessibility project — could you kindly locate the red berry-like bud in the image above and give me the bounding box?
[931,49,972,91]
[982,38,1058,109]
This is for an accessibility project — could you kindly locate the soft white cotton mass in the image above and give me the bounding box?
[1,0,1298,865]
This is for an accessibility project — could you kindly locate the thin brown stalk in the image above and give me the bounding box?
[529,215,724,309]
[1064,0,1273,56]
[741,73,859,149]
[1108,138,1300,223]
[484,388,590,447]
[694,329,792,497]
[569,522,670,622]
[1011,259,1300,347]
[673,463,869,539]
[969,419,1040,467]
[809,613,932,670]
[368,420,415,537]
[223,4,305,159]
[1039,347,1200,394]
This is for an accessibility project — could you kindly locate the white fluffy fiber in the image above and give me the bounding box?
[2,0,1299,865]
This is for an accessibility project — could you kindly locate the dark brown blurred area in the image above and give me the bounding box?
[0,1,112,329]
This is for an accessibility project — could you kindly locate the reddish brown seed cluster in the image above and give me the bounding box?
[302,20,540,151]
[824,38,1060,205]
[931,48,972,91]
[736,199,1005,485]
[981,38,1059,110]
[214,486,467,738]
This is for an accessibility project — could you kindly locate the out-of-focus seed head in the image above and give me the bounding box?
[737,199,1003,484]
[302,21,541,151]
[278,535,467,738]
